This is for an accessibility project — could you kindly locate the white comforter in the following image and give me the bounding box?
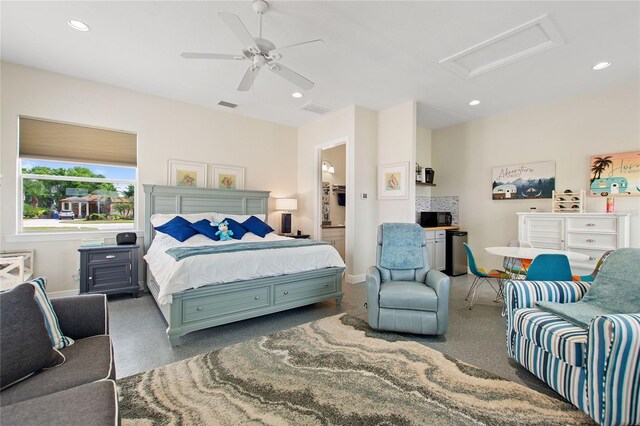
[144,233,345,304]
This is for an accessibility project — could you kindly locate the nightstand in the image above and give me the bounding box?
[279,233,310,239]
[78,245,139,297]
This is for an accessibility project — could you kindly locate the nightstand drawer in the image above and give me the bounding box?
[88,250,132,264]
[275,278,336,305]
[88,263,130,291]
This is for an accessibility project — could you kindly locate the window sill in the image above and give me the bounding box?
[4,230,144,244]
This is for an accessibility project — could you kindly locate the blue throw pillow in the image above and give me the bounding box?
[155,216,198,242]
[222,218,248,239]
[242,216,274,238]
[190,219,220,241]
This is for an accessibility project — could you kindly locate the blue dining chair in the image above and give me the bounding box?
[463,243,509,309]
[525,254,573,281]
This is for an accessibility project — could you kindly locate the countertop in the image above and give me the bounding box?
[321,225,346,229]
[422,226,460,231]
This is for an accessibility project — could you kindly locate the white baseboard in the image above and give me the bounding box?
[48,289,80,298]
[346,274,365,284]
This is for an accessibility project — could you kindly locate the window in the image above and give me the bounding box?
[18,117,137,233]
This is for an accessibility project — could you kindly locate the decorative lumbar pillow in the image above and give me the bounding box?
[0,283,65,390]
[242,216,274,238]
[221,218,248,240]
[190,219,220,241]
[27,277,74,349]
[155,216,198,242]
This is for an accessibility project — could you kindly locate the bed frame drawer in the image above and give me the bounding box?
[274,278,337,305]
[182,286,270,324]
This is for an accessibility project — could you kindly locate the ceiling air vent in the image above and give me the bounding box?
[439,14,565,79]
[300,101,331,115]
[217,101,237,109]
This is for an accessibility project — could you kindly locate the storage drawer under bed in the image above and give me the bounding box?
[274,277,337,305]
[182,286,270,323]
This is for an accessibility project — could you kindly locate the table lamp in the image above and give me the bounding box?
[275,198,297,234]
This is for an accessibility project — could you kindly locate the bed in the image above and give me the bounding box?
[143,184,345,346]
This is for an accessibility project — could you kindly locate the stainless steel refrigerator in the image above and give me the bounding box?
[445,231,468,276]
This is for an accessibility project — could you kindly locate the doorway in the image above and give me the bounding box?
[319,143,346,261]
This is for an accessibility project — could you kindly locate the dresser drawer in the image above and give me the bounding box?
[567,232,617,250]
[568,248,607,269]
[182,286,270,324]
[88,250,132,263]
[567,217,617,233]
[275,278,336,305]
[322,228,345,239]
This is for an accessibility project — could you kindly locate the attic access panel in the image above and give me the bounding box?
[439,14,565,79]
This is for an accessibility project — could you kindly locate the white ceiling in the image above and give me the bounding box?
[2,1,639,129]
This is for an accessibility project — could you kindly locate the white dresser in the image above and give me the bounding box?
[517,212,630,274]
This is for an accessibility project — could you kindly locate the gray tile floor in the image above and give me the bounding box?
[108,273,557,398]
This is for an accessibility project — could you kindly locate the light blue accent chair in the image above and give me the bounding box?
[366,223,450,335]
[505,248,640,426]
[525,254,572,281]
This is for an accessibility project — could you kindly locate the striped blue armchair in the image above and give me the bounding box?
[505,280,640,426]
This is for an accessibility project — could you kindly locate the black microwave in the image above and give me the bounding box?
[420,211,452,227]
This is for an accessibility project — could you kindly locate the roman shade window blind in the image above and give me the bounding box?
[19,117,136,166]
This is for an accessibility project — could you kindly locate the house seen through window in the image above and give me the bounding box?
[18,117,137,233]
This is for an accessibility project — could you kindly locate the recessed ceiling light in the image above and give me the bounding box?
[592,61,611,71]
[469,100,481,106]
[68,19,90,32]
[291,92,303,99]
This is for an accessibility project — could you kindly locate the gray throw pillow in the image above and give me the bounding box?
[0,284,65,390]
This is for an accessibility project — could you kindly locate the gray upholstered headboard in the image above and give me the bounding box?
[142,184,270,252]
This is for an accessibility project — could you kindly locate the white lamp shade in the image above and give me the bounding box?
[275,198,297,211]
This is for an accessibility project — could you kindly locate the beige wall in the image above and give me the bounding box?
[1,61,297,294]
[377,101,417,224]
[432,82,640,267]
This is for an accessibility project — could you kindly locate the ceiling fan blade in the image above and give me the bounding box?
[181,52,242,60]
[237,65,261,91]
[219,12,260,53]
[267,63,314,90]
[269,39,325,58]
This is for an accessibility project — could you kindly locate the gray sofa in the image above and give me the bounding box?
[0,288,118,425]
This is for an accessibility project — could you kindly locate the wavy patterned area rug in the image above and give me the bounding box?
[118,314,593,425]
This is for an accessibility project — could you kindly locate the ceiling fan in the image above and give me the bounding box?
[181,0,324,92]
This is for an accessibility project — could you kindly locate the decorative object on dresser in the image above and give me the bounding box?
[0,250,34,291]
[168,159,207,187]
[492,161,555,200]
[378,161,409,199]
[517,212,630,276]
[275,197,297,234]
[78,245,139,297]
[143,185,345,346]
[589,151,640,197]
[551,189,585,212]
[210,164,245,190]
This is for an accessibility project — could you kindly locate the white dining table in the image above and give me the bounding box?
[484,246,590,262]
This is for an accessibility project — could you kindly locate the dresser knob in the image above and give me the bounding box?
[105,255,116,259]
[586,239,596,243]
[283,291,289,295]
[586,223,596,227]
[255,296,260,300]
[324,283,329,287]
[89,277,93,280]
[196,306,203,311]
[589,256,596,261]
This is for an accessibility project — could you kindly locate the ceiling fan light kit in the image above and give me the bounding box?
[181,0,323,93]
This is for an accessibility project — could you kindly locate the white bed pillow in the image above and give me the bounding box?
[150,212,218,227]
[214,213,266,223]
